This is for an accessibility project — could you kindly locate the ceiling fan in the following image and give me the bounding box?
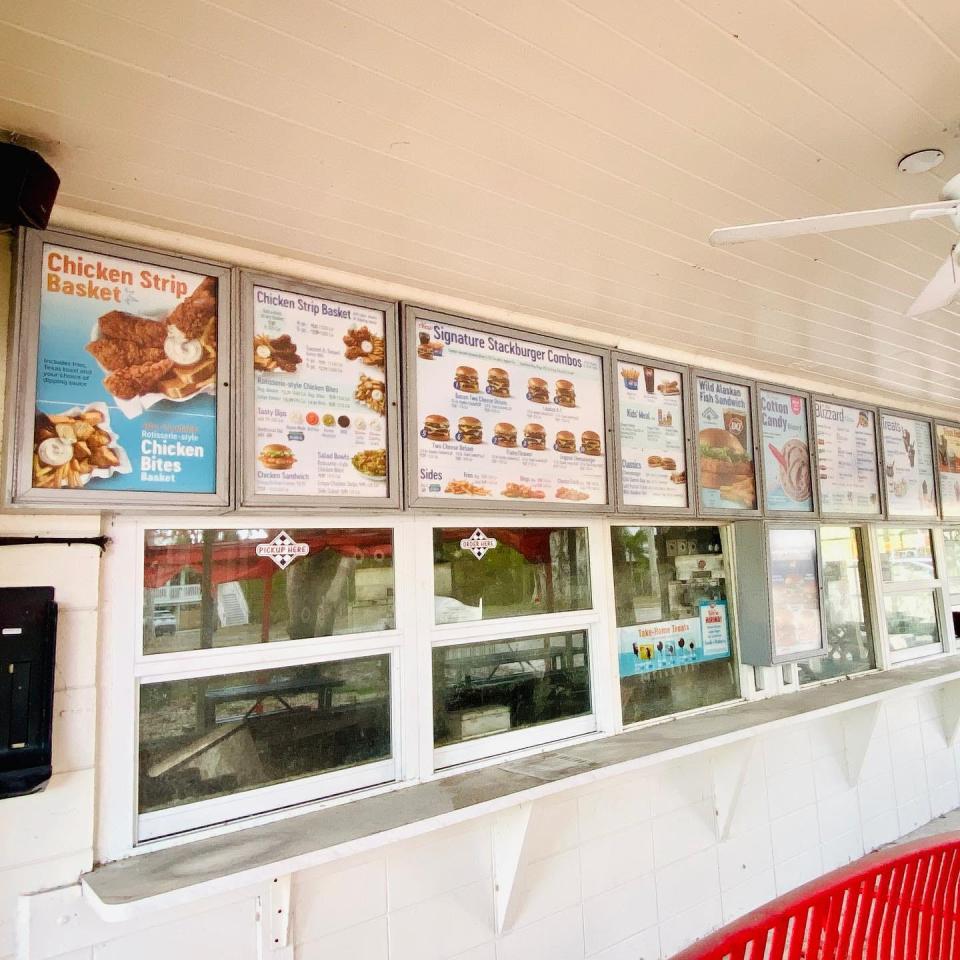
[709,171,960,318]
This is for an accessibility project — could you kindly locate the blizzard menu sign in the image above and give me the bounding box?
[815,401,880,515]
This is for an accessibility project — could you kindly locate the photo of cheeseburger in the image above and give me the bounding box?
[555,379,576,407]
[487,367,510,398]
[422,414,451,442]
[258,443,296,470]
[527,377,549,403]
[581,430,602,456]
[458,416,483,444]
[555,430,576,454]
[523,422,546,451]
[454,365,480,393]
[493,422,518,447]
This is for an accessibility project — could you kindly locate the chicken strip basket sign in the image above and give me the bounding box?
[32,244,219,494]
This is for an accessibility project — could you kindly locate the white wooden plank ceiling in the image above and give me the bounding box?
[2,0,960,411]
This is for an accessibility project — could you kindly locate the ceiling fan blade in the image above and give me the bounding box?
[906,247,960,318]
[709,201,960,246]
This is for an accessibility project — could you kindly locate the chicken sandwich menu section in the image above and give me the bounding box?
[814,401,881,516]
[695,376,757,511]
[880,413,936,518]
[412,315,608,505]
[29,242,221,498]
[251,284,391,500]
[616,360,687,509]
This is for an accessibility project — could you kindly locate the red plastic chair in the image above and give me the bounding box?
[671,832,960,959]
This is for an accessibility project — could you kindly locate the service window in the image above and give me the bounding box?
[136,526,399,840]
[875,527,946,663]
[611,524,740,724]
[429,525,598,766]
[797,527,876,684]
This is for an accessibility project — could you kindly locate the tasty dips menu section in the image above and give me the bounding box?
[880,413,936,518]
[411,314,608,505]
[814,401,881,516]
[28,242,221,498]
[250,284,391,501]
[695,376,757,511]
[616,360,688,509]
[937,423,960,518]
[759,389,813,513]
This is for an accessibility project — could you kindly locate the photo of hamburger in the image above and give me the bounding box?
[493,422,518,447]
[487,367,510,398]
[527,377,549,403]
[554,379,576,407]
[523,422,546,450]
[458,416,483,444]
[258,443,296,470]
[698,427,756,507]
[555,430,576,454]
[454,365,480,393]
[422,414,451,442]
[581,430,602,456]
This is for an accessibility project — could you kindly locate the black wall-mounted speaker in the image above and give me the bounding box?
[0,142,60,230]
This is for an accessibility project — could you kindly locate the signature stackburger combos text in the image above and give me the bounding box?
[414,316,607,504]
[252,284,389,499]
[33,244,220,494]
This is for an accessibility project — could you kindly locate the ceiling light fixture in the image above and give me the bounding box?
[898,149,945,174]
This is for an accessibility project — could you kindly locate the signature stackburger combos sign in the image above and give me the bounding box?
[407,307,610,507]
[240,274,400,508]
[9,232,230,506]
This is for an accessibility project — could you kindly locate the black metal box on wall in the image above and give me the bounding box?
[0,587,57,799]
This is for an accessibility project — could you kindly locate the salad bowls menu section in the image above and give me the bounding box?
[759,388,814,514]
[616,358,689,510]
[937,423,960,518]
[408,310,609,506]
[880,413,936,518]
[244,277,398,506]
[695,375,758,512]
[814,400,881,516]
[14,234,228,505]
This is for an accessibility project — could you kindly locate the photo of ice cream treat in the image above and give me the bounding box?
[769,439,811,503]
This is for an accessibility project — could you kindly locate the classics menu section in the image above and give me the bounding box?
[814,400,881,516]
[407,309,609,507]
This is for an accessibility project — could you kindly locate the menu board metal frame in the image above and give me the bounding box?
[238,271,402,511]
[402,304,615,513]
[691,369,762,518]
[5,228,232,511]
[810,394,885,521]
[611,351,694,517]
[933,419,960,521]
[877,407,939,523]
[755,382,819,520]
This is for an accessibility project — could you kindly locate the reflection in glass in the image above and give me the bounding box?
[943,528,960,583]
[876,528,935,583]
[143,529,395,654]
[432,527,591,624]
[610,525,738,724]
[138,655,391,814]
[884,592,941,652]
[768,528,822,658]
[433,631,591,748]
[798,527,875,685]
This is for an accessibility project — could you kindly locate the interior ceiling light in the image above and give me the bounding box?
[898,149,945,174]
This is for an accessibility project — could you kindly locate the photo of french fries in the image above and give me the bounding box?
[32,404,129,489]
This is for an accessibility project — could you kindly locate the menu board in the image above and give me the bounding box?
[880,413,936,518]
[695,377,757,510]
[412,316,607,504]
[814,401,881,515]
[768,528,823,659]
[937,423,960,518]
[616,361,687,508]
[31,243,219,495]
[252,285,389,498]
[759,389,813,513]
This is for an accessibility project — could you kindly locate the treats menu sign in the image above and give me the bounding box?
[616,360,687,509]
[814,401,881,515]
[412,315,608,505]
[30,242,220,496]
[251,284,390,500]
[880,413,936,518]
